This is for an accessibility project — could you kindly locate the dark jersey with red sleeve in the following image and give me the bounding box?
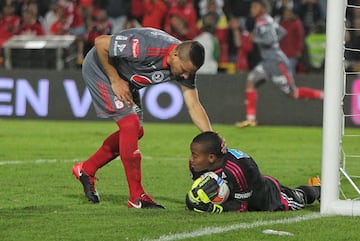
[108,28,197,90]
[190,148,287,212]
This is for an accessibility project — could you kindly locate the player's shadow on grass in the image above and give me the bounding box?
[67,193,185,207]
[101,194,184,206]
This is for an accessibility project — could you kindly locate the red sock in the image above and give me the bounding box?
[82,131,120,176]
[245,89,257,120]
[117,114,144,200]
[295,87,323,99]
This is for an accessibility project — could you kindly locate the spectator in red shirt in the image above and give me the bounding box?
[16,8,45,36]
[49,5,67,35]
[58,0,86,65]
[164,0,197,40]
[279,7,305,75]
[84,8,112,54]
[0,4,21,47]
[0,4,21,66]
[130,0,144,23]
[141,0,168,29]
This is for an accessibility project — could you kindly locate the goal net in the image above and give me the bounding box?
[321,0,360,216]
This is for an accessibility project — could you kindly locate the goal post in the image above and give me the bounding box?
[320,0,360,216]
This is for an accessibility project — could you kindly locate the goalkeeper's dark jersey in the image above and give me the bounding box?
[191,148,288,212]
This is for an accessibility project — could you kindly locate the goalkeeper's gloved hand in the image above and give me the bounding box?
[185,175,223,213]
[191,174,219,201]
[185,191,223,213]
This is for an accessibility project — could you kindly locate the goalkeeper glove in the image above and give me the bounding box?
[185,175,224,213]
[191,174,219,201]
[185,192,223,213]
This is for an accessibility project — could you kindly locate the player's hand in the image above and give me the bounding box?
[191,174,219,202]
[111,79,134,106]
[185,192,223,213]
[219,135,227,154]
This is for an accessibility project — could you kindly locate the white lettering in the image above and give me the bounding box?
[0,78,14,115]
[16,79,49,116]
[63,79,92,117]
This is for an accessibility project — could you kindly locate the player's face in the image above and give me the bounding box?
[250,2,263,18]
[189,142,212,172]
[169,53,198,79]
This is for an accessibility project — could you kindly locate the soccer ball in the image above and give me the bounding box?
[199,172,230,204]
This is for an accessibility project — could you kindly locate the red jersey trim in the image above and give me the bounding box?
[162,44,177,69]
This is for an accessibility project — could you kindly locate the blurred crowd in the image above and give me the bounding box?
[0,0,358,73]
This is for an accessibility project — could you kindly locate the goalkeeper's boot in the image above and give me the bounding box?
[235,119,257,128]
[308,176,321,202]
[128,193,165,209]
[72,162,100,203]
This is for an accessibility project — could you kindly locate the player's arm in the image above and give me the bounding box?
[94,35,134,105]
[181,85,212,132]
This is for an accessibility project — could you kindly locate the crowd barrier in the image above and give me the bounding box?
[0,69,358,127]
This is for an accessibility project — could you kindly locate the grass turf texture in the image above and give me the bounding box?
[0,119,359,241]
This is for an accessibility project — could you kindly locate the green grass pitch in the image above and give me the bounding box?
[0,119,359,241]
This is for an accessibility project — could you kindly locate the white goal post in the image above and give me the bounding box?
[321,0,360,216]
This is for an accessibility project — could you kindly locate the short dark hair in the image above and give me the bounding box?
[176,41,205,69]
[192,131,223,157]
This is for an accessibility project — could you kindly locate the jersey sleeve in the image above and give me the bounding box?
[109,34,146,62]
[221,199,248,212]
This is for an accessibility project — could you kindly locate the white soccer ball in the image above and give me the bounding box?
[200,172,230,204]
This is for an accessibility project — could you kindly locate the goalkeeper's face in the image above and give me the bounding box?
[190,142,216,172]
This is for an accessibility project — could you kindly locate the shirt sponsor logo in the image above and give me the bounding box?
[152,71,164,83]
[132,39,140,58]
[115,35,128,40]
[131,74,152,86]
[234,191,253,200]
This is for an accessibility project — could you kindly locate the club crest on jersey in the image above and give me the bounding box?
[152,71,164,83]
[114,96,125,109]
[131,74,152,87]
[132,39,140,58]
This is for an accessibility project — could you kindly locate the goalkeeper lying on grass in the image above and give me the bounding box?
[186,131,321,213]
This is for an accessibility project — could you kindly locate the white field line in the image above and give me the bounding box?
[0,156,187,165]
[142,213,324,241]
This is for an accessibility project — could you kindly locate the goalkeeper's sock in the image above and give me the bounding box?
[82,131,120,176]
[294,87,323,99]
[245,89,257,120]
[117,114,145,200]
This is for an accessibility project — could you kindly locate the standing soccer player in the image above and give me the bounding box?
[186,131,321,213]
[235,0,323,128]
[72,28,213,208]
